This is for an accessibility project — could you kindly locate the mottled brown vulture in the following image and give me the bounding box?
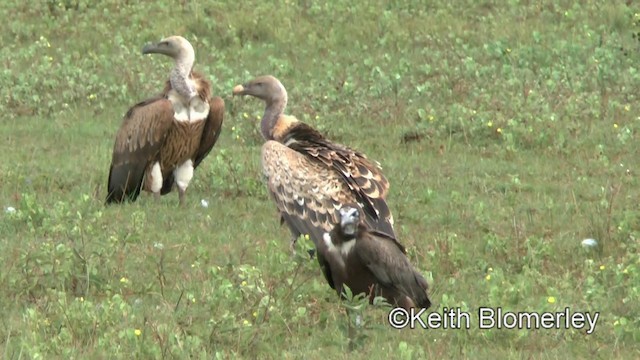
[106,36,224,205]
[320,205,431,310]
[232,75,395,289]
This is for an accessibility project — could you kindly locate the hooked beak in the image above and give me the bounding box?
[232,84,246,96]
[141,41,170,56]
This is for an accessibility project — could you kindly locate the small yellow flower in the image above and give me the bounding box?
[485,274,491,281]
[315,115,319,120]
[488,267,493,272]
[243,319,251,327]
[120,277,129,284]
[624,105,630,112]
[241,280,247,287]
[506,48,511,53]
[243,112,249,119]
[428,115,435,121]
[304,234,310,240]
[599,265,605,271]
[487,121,493,127]
[496,128,502,134]
[79,297,84,302]
[134,329,142,336]
[614,123,618,129]
[231,126,236,131]
[623,268,628,274]
[547,296,556,304]
[252,311,258,318]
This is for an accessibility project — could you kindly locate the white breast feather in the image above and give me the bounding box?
[340,239,356,257]
[168,91,210,123]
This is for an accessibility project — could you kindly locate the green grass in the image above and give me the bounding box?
[1,0,639,358]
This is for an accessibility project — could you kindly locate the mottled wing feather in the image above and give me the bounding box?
[106,98,174,203]
[263,140,358,288]
[282,123,395,237]
[262,141,351,241]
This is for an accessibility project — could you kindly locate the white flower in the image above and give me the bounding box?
[200,199,209,208]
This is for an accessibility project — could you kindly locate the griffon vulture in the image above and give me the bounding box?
[106,36,224,206]
[232,75,395,289]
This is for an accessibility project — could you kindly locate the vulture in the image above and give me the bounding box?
[106,36,224,206]
[232,75,395,289]
[320,205,431,310]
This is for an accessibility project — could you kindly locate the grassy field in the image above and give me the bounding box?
[1,0,639,358]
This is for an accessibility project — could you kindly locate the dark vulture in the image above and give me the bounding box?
[320,205,431,310]
[106,36,224,205]
[232,75,395,289]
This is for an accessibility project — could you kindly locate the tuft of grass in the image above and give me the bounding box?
[1,0,639,358]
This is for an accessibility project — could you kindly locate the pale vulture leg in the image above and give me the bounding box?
[150,162,163,200]
[174,159,194,206]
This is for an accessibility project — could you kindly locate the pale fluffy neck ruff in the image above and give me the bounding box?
[261,80,288,140]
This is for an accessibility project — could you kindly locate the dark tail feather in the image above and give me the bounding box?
[105,165,143,205]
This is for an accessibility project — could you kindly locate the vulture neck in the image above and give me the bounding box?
[261,92,288,141]
[169,51,197,101]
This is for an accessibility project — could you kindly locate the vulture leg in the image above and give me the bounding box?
[178,188,186,206]
[148,162,164,202]
[174,159,194,206]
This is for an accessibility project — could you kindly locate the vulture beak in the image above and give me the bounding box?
[141,42,158,55]
[232,84,246,96]
[141,41,171,56]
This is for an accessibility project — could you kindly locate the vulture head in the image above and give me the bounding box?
[142,35,195,64]
[339,206,361,238]
[232,75,287,105]
[142,35,196,100]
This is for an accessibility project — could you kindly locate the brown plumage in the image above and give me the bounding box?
[232,75,395,289]
[106,36,224,205]
[319,205,431,310]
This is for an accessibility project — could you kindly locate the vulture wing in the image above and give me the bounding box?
[262,140,359,288]
[106,98,175,203]
[282,123,395,237]
[355,230,430,307]
[193,96,225,168]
